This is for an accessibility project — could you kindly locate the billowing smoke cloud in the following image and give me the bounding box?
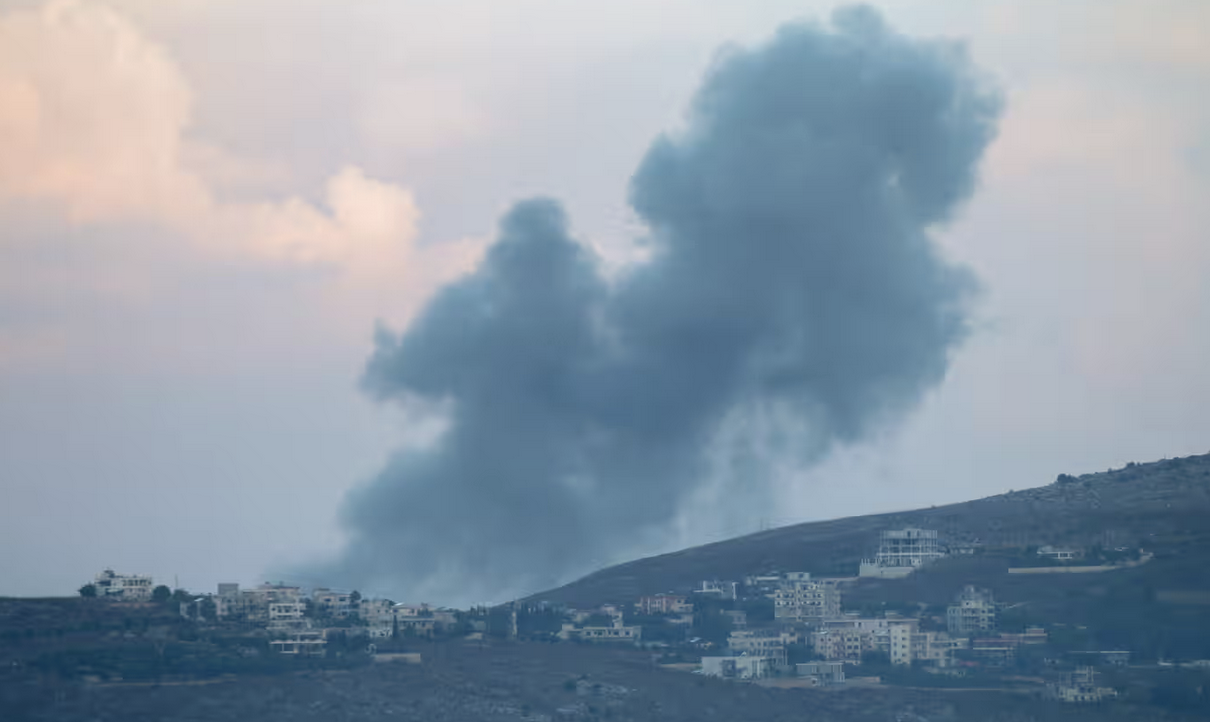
[310,6,1000,603]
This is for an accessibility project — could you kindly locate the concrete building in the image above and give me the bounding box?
[812,627,872,664]
[358,598,395,625]
[391,604,456,637]
[92,570,154,600]
[1069,650,1131,667]
[635,594,693,615]
[889,623,913,666]
[743,573,784,595]
[694,580,738,600]
[1047,667,1117,703]
[214,583,302,621]
[728,630,799,669]
[859,529,945,578]
[312,588,353,619]
[773,578,841,624]
[1037,545,1082,561]
[559,618,641,643]
[971,643,1015,667]
[910,630,968,667]
[796,661,846,685]
[269,630,327,655]
[811,618,954,667]
[701,655,776,680]
[813,618,917,664]
[947,586,997,635]
[267,602,308,631]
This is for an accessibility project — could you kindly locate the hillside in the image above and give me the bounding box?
[2,636,1194,722]
[528,453,1210,655]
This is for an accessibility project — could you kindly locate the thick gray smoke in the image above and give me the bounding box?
[311,7,1000,603]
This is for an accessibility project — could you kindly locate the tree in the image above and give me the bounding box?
[199,597,217,622]
[152,585,172,604]
[78,583,97,598]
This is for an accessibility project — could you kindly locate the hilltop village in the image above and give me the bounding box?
[80,526,1163,705]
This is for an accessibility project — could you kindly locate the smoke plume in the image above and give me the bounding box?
[310,7,1000,603]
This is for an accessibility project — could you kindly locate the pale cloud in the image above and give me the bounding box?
[359,76,486,157]
[0,0,485,377]
[0,0,459,273]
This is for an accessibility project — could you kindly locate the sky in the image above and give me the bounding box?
[0,0,1207,602]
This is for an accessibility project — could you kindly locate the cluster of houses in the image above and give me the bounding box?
[84,570,460,656]
[84,526,1125,702]
[208,581,460,654]
[664,576,994,684]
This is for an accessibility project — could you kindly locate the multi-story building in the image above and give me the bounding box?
[267,602,308,631]
[728,630,800,669]
[773,578,841,624]
[635,594,693,615]
[813,618,922,664]
[312,588,353,619]
[947,586,997,635]
[389,603,457,637]
[214,583,302,621]
[859,529,945,578]
[701,655,776,680]
[559,618,641,643]
[796,661,846,685]
[889,623,914,666]
[743,573,784,596]
[92,570,154,600]
[1047,667,1117,703]
[694,580,738,600]
[358,598,395,626]
[269,629,327,655]
[812,627,873,663]
[910,630,968,667]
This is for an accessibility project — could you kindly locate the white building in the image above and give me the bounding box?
[213,583,302,621]
[728,630,800,668]
[92,570,154,600]
[694,580,738,600]
[269,629,327,655]
[773,578,841,624]
[1038,545,1082,561]
[635,594,693,615]
[358,598,395,625]
[267,602,308,631]
[1047,667,1117,703]
[391,603,456,637]
[859,529,945,578]
[797,661,846,685]
[911,630,968,667]
[701,655,776,679]
[559,618,642,643]
[312,588,353,618]
[947,586,997,635]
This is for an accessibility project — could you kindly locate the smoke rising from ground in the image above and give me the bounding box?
[307,6,1000,603]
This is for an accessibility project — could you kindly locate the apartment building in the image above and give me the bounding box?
[773,578,841,624]
[635,594,693,615]
[92,570,154,600]
[947,585,997,635]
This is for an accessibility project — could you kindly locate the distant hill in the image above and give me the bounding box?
[528,452,1210,656]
